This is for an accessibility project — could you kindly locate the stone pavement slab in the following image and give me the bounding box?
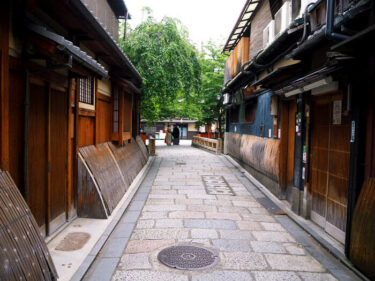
[84,146,361,281]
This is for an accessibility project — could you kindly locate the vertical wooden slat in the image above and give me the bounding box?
[49,87,68,234]
[94,78,99,145]
[279,101,289,190]
[47,83,51,235]
[67,79,74,219]
[0,0,10,171]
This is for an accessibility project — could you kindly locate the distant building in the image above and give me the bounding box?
[141,119,199,140]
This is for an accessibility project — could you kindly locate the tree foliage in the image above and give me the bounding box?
[120,10,226,132]
[120,10,201,122]
[197,42,226,133]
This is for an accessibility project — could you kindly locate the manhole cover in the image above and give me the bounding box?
[55,232,90,251]
[157,245,219,270]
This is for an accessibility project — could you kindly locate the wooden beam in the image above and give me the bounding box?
[0,0,10,171]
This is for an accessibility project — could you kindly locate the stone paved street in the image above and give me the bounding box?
[84,145,360,281]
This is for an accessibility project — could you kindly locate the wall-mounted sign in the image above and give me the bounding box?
[333,100,342,125]
[302,145,307,163]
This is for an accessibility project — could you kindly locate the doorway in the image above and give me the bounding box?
[310,93,350,244]
[28,81,69,236]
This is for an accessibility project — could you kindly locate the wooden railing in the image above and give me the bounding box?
[192,136,222,154]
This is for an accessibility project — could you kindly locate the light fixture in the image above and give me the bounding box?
[284,88,303,97]
[304,77,333,91]
[284,76,337,97]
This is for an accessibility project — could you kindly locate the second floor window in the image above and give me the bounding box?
[79,77,94,105]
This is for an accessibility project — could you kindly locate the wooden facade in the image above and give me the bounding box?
[222,0,375,278]
[1,1,147,278]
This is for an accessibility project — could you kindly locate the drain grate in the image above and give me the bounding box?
[157,245,219,270]
[202,175,235,196]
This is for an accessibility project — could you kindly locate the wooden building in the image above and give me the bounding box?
[0,0,147,244]
[222,0,375,278]
[141,119,199,140]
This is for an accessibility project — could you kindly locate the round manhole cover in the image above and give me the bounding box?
[157,245,219,270]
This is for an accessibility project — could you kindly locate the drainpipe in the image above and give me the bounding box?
[123,11,128,40]
[326,0,349,40]
[297,3,316,45]
[23,55,72,203]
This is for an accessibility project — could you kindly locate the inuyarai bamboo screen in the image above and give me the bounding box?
[0,170,58,281]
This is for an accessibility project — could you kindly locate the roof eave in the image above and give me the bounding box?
[71,0,142,85]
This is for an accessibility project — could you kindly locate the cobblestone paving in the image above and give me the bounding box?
[111,146,339,281]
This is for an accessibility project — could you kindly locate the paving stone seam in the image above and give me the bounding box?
[218,154,366,281]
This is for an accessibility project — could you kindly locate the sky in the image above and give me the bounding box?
[124,0,246,48]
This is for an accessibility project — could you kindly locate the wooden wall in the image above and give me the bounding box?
[97,94,112,144]
[8,68,24,189]
[225,132,280,181]
[225,36,250,81]
[249,0,272,59]
[0,0,10,171]
[78,115,95,147]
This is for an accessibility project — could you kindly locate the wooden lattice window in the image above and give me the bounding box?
[79,77,94,105]
[113,88,119,133]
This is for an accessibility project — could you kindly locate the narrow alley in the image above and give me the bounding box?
[81,145,360,281]
[1,1,375,280]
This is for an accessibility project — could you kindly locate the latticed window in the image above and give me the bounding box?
[79,77,94,105]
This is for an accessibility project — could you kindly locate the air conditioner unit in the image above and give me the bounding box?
[274,1,292,38]
[223,93,231,105]
[262,20,275,48]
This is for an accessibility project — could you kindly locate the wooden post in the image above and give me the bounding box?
[118,89,124,146]
[94,78,99,145]
[279,101,289,191]
[0,0,10,171]
[217,138,223,154]
[67,78,75,219]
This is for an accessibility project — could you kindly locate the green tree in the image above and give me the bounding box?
[120,9,201,122]
[197,42,226,135]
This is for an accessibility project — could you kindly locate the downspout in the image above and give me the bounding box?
[123,11,128,40]
[326,0,349,40]
[23,55,72,203]
[297,3,316,45]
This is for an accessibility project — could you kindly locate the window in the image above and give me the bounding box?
[79,77,94,105]
[245,102,256,123]
[231,107,239,123]
[113,88,119,133]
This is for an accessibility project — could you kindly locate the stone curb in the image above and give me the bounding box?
[70,156,157,281]
[222,154,370,281]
